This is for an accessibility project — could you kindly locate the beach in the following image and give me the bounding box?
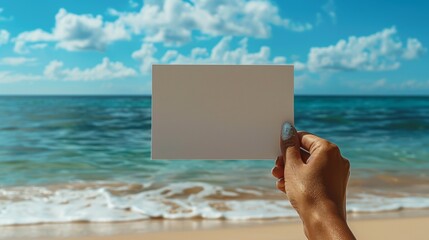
[2,0,429,237]
[0,96,428,238]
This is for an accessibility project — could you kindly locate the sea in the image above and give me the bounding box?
[0,95,428,225]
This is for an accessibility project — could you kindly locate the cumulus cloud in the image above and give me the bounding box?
[14,29,55,53]
[0,58,136,83]
[132,37,287,74]
[15,0,312,53]
[0,57,36,66]
[403,38,425,60]
[0,29,9,45]
[14,8,130,53]
[115,0,312,46]
[131,43,159,73]
[43,60,64,79]
[303,27,425,72]
[44,57,137,81]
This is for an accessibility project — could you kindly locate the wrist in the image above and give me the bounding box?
[300,200,352,239]
[299,198,344,222]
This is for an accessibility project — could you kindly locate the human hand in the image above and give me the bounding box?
[271,122,355,239]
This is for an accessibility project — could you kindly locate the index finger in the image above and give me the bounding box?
[296,131,328,155]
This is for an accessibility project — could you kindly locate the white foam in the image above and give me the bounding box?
[1,182,429,226]
[348,193,429,212]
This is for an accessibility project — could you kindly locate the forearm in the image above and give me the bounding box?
[300,202,356,240]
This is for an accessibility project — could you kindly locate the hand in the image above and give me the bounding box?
[271,122,355,240]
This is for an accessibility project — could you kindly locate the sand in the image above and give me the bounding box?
[2,215,427,240]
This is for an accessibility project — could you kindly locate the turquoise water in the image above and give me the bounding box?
[0,96,428,225]
[1,96,428,186]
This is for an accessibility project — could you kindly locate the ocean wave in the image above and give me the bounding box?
[1,182,429,226]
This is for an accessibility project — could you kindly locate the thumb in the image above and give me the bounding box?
[280,122,303,166]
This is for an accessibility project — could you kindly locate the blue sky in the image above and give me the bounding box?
[0,0,427,95]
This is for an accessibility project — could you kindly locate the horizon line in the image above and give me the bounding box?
[0,94,428,97]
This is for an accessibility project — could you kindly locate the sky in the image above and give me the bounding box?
[0,0,428,95]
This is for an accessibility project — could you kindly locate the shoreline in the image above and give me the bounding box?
[2,209,429,240]
[2,176,429,226]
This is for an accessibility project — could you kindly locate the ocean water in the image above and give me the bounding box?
[0,96,428,225]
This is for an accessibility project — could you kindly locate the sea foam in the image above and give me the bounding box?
[0,182,429,226]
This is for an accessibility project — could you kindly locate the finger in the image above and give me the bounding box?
[280,122,303,166]
[271,166,284,179]
[275,155,284,168]
[276,178,286,193]
[297,131,329,155]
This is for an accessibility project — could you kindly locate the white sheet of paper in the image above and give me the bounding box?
[152,65,294,160]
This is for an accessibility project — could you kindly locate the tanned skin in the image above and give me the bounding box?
[272,123,356,240]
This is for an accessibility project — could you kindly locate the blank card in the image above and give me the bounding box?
[152,65,294,160]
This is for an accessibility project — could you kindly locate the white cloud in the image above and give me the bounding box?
[0,58,137,83]
[0,29,10,45]
[13,29,54,53]
[43,60,64,79]
[14,8,130,53]
[14,1,313,52]
[0,71,43,83]
[114,0,312,45]
[304,27,425,72]
[132,37,287,74]
[0,57,36,66]
[403,38,425,60]
[293,61,306,71]
[44,57,137,81]
[131,43,158,73]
